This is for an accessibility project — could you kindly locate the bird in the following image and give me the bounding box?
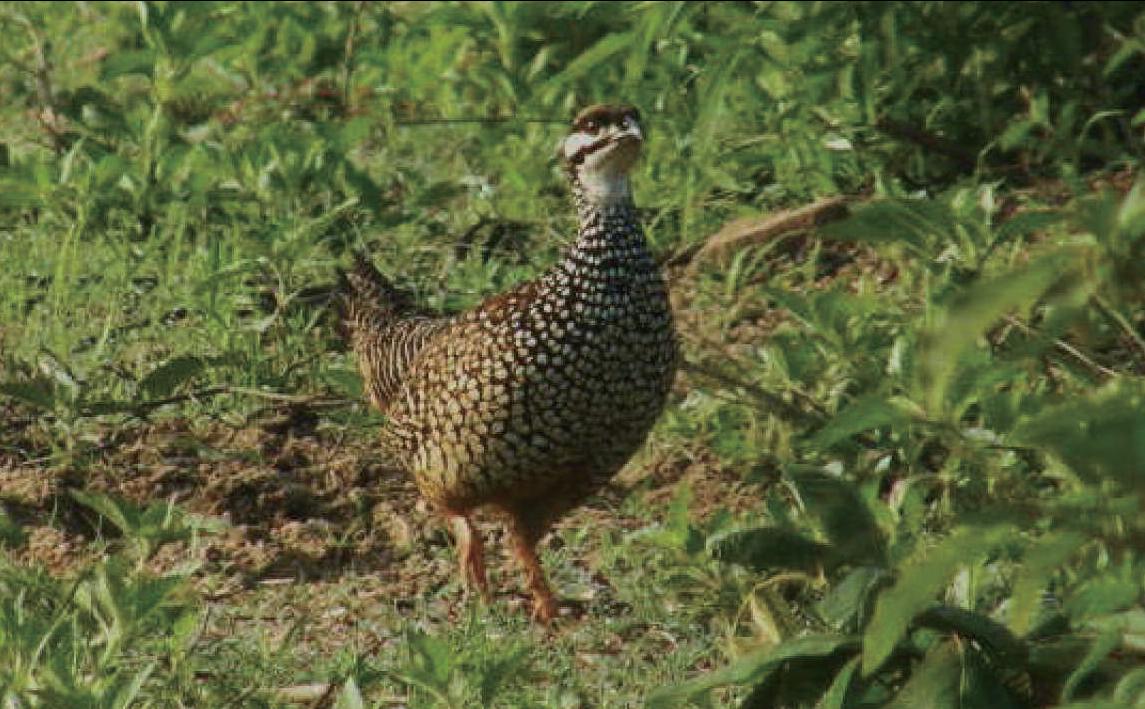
[337,104,678,622]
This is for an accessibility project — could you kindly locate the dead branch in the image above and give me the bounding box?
[671,196,852,271]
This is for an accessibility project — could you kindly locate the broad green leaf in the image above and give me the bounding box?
[862,523,1014,675]
[1066,575,1141,621]
[994,209,1064,244]
[999,119,1035,151]
[817,566,889,631]
[647,482,704,555]
[0,178,45,207]
[1116,176,1145,240]
[818,656,860,709]
[322,367,363,399]
[708,526,830,572]
[0,509,25,547]
[789,469,886,567]
[918,247,1086,414]
[69,490,136,536]
[1112,667,1145,704]
[0,377,57,412]
[958,644,1023,709]
[807,395,921,449]
[1062,630,1120,701]
[110,661,155,709]
[138,356,205,400]
[647,634,859,708]
[883,640,962,709]
[1011,379,1145,487]
[99,50,157,80]
[548,32,634,85]
[916,606,1027,667]
[406,629,453,686]
[1009,531,1086,636]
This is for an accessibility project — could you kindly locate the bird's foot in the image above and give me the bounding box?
[451,514,490,602]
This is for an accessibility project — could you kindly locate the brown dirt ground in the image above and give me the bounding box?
[0,396,749,613]
[0,236,895,646]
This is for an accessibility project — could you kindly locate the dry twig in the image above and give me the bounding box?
[671,196,852,271]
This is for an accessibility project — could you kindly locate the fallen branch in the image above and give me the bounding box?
[671,196,852,271]
[1002,315,1118,380]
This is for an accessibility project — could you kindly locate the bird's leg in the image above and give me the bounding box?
[449,514,489,602]
[506,514,559,623]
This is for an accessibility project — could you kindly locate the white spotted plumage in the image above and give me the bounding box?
[338,104,677,622]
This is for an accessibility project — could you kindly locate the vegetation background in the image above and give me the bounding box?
[1,1,1145,706]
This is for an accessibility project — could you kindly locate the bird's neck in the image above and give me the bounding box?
[542,176,651,294]
[571,171,633,218]
[568,175,643,252]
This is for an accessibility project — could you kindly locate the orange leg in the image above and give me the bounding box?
[506,514,559,623]
[450,514,489,602]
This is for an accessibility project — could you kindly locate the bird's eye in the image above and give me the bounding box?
[584,120,599,133]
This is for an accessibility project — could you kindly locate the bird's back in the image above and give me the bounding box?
[367,203,677,511]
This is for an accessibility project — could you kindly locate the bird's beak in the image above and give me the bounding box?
[606,121,643,146]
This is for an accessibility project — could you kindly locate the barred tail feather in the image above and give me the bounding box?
[335,249,448,410]
[336,250,414,339]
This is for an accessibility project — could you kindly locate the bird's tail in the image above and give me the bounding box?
[335,250,418,342]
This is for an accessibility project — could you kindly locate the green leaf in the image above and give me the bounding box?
[0,377,57,412]
[820,199,957,256]
[0,508,26,547]
[138,355,205,400]
[862,523,1015,675]
[109,661,155,709]
[818,655,860,709]
[807,395,921,449]
[916,606,1027,667]
[0,178,45,207]
[69,490,137,536]
[1009,531,1086,636]
[646,482,704,554]
[958,644,1023,709]
[1066,575,1141,621]
[709,526,830,572]
[918,247,1085,413]
[1112,667,1145,704]
[1116,175,1145,240]
[322,367,363,399]
[817,566,889,632]
[647,634,859,708]
[548,32,634,85]
[405,629,453,687]
[999,119,1035,151]
[1011,379,1145,487]
[1062,630,1120,701]
[994,209,1064,244]
[789,469,887,567]
[883,641,962,709]
[99,50,157,80]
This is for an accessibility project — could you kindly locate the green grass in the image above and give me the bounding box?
[3,1,1145,707]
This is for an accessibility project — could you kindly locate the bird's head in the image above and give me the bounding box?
[562,104,643,205]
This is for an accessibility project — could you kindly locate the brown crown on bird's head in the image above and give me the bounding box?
[561,104,643,202]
